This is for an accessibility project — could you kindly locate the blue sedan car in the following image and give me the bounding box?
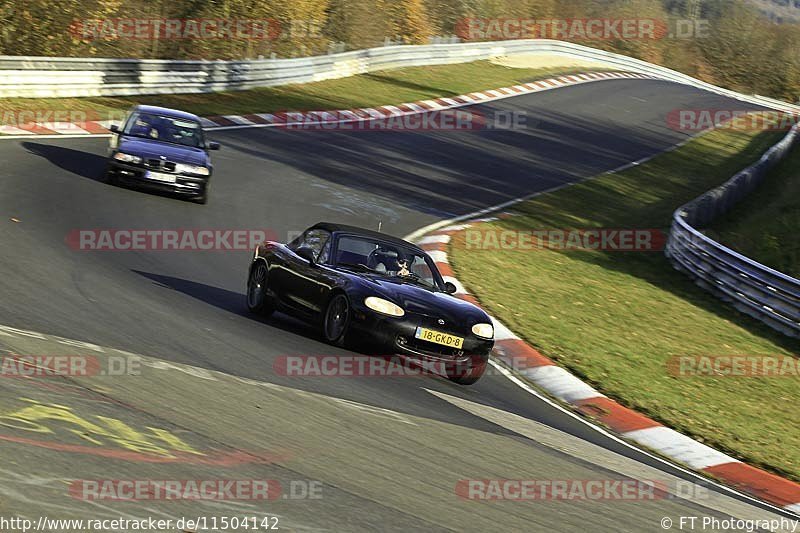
[106,105,220,204]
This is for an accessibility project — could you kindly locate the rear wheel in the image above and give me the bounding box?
[323,293,350,345]
[246,262,274,317]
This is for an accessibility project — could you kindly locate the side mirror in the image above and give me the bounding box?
[109,124,120,134]
[208,141,221,151]
[443,281,457,294]
[295,246,316,265]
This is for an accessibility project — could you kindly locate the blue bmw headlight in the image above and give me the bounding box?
[175,163,210,176]
[113,152,142,164]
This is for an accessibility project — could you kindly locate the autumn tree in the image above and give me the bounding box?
[326,0,391,49]
[0,0,797,102]
[386,0,436,43]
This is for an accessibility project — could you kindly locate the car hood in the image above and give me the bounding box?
[118,137,208,166]
[354,274,490,324]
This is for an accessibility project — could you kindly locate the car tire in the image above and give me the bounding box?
[193,188,208,204]
[323,293,351,346]
[447,357,487,386]
[104,163,118,186]
[246,261,274,317]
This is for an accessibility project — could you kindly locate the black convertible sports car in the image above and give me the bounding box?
[246,222,495,385]
[105,105,220,204]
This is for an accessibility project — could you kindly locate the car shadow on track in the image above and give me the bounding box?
[128,271,479,426]
[130,270,474,375]
[216,103,690,218]
[21,141,108,182]
[22,141,203,204]
[132,269,327,342]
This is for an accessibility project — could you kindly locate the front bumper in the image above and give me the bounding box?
[108,161,209,195]
[349,305,494,365]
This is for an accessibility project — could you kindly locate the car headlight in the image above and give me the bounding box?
[113,152,142,164]
[175,163,210,176]
[471,323,494,339]
[364,297,404,317]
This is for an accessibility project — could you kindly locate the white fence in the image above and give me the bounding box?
[1,39,799,115]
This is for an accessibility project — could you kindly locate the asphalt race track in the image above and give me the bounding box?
[0,79,793,531]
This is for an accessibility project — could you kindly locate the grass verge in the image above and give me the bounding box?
[707,141,800,279]
[0,62,615,123]
[449,127,800,481]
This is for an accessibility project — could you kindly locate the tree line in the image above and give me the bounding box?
[0,0,798,102]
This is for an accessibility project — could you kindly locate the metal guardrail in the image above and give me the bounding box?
[666,125,800,338]
[2,39,800,115]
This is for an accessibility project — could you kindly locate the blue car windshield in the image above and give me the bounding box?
[124,112,205,148]
[333,235,443,290]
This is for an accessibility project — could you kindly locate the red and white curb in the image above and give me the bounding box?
[0,71,656,137]
[0,120,115,136]
[199,71,656,130]
[415,221,800,514]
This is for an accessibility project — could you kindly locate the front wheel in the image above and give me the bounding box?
[323,293,351,345]
[104,163,118,186]
[193,184,209,204]
[246,262,274,317]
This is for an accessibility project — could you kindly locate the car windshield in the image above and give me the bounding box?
[123,112,205,148]
[334,235,443,290]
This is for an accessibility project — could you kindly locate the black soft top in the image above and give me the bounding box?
[309,222,424,253]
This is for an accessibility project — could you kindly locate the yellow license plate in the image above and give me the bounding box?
[414,327,464,349]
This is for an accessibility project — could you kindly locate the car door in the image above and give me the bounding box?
[274,229,332,315]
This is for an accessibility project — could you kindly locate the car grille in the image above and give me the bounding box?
[145,159,177,172]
